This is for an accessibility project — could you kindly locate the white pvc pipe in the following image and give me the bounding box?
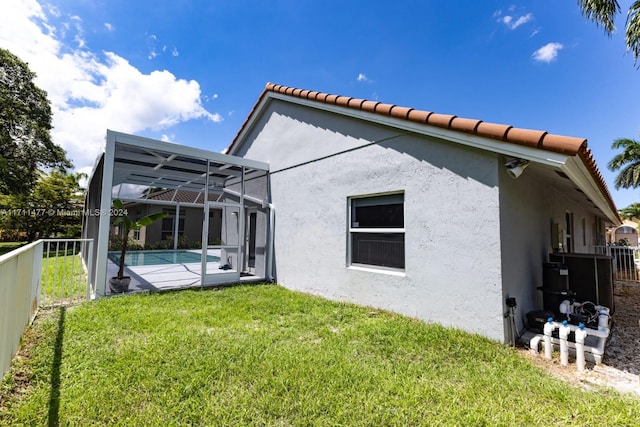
[549,320,610,337]
[559,321,571,366]
[529,335,543,355]
[575,325,587,372]
[543,318,556,360]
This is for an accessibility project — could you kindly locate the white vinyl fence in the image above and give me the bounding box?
[0,241,42,380]
[0,239,93,380]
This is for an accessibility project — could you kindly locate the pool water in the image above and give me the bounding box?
[108,250,220,267]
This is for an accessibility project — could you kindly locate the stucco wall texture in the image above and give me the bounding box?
[239,100,508,341]
[499,164,605,338]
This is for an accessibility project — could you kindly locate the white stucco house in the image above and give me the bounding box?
[83,82,621,344]
[223,83,620,342]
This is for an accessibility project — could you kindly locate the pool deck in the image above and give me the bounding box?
[106,249,258,294]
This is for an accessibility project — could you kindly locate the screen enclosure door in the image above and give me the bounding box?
[201,201,242,285]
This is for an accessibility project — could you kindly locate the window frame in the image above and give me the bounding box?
[161,208,186,241]
[347,191,405,272]
[565,211,574,253]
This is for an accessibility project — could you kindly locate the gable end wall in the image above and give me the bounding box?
[238,100,507,341]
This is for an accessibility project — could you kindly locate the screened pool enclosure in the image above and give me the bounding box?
[82,131,272,296]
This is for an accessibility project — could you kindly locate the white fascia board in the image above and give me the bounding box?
[258,93,569,167]
[108,130,269,172]
[561,157,621,225]
[228,96,273,156]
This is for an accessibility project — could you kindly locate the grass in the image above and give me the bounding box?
[1,285,639,426]
[40,254,87,305]
[0,241,27,256]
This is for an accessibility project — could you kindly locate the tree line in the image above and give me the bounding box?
[0,48,83,242]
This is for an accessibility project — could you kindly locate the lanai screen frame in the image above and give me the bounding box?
[83,130,271,296]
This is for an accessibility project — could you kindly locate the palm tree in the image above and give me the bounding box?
[620,202,640,220]
[608,138,640,189]
[578,0,640,64]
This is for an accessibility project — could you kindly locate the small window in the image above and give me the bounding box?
[565,212,574,253]
[161,208,185,240]
[349,193,405,269]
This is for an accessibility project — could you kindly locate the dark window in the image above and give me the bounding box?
[349,193,404,269]
[161,209,185,240]
[565,212,574,253]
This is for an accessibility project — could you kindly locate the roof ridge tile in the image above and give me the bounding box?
[427,113,456,129]
[407,109,432,123]
[335,96,352,107]
[374,103,395,115]
[451,117,482,134]
[390,106,413,120]
[361,100,380,113]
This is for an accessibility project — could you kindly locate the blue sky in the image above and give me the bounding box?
[2,1,640,208]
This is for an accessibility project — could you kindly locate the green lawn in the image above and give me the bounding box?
[0,241,27,256]
[1,285,638,426]
[41,253,87,305]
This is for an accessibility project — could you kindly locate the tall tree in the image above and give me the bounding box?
[608,137,640,189]
[578,0,640,64]
[0,48,71,195]
[0,170,85,241]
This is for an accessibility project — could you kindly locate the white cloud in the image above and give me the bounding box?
[499,13,533,30]
[357,73,368,82]
[532,42,563,62]
[0,0,221,171]
[104,22,113,31]
[512,14,533,29]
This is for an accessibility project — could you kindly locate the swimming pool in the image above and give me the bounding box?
[108,250,220,267]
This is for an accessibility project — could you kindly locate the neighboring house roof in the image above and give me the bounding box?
[227,82,620,223]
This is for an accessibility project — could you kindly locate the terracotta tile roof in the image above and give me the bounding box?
[228,82,618,221]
